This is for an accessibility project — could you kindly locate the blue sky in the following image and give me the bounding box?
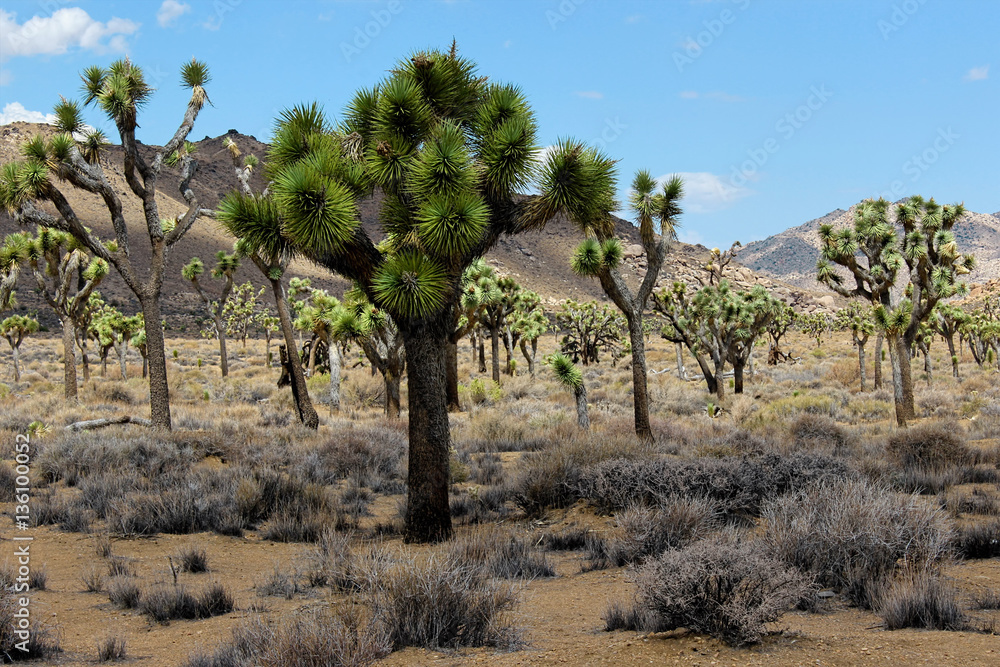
[0,0,997,249]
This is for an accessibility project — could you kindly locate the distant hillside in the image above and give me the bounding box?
[737,203,1000,291]
[1,122,838,332]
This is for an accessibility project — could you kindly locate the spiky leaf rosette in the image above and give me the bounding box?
[476,84,538,199]
[83,257,109,282]
[218,193,295,263]
[372,251,448,319]
[182,257,205,281]
[409,121,475,197]
[53,97,85,135]
[572,237,603,277]
[416,191,489,258]
[548,352,583,389]
[533,138,618,235]
[272,161,358,256]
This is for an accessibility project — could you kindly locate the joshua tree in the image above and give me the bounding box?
[90,303,142,380]
[9,229,107,398]
[570,171,683,441]
[446,258,498,409]
[259,314,279,368]
[548,352,588,430]
[818,196,973,425]
[556,299,626,366]
[217,46,615,542]
[765,300,797,365]
[655,281,718,394]
[931,303,969,379]
[332,290,406,418]
[509,291,547,376]
[131,328,148,378]
[799,312,832,348]
[0,233,27,313]
[1,314,38,381]
[218,138,319,428]
[0,58,214,429]
[223,282,263,349]
[182,250,240,377]
[480,275,522,382]
[836,302,875,391]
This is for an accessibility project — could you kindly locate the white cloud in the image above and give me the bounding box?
[157,0,191,28]
[666,172,753,214]
[0,102,56,126]
[575,91,604,100]
[963,65,989,82]
[0,8,138,60]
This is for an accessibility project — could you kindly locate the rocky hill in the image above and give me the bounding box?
[737,203,1000,291]
[1,122,838,331]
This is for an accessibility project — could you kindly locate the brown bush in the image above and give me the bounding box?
[886,423,971,470]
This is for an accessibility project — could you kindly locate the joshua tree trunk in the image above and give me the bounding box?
[398,314,452,543]
[490,326,500,383]
[9,344,20,382]
[858,342,867,392]
[60,315,77,400]
[385,370,402,419]
[215,314,229,378]
[446,339,460,411]
[676,343,686,380]
[77,330,91,382]
[923,347,932,385]
[519,339,536,376]
[270,278,318,429]
[478,337,486,374]
[873,333,883,390]
[887,332,915,426]
[115,340,127,380]
[329,340,341,411]
[626,314,652,440]
[733,358,745,394]
[307,334,319,377]
[503,329,514,375]
[714,360,726,404]
[945,334,959,379]
[139,294,171,429]
[574,383,589,430]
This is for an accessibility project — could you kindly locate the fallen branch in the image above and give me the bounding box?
[65,416,153,431]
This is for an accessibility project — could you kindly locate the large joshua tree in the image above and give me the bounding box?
[0,58,214,429]
[571,171,683,441]
[218,46,615,542]
[817,196,973,425]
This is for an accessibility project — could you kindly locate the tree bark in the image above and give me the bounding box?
[714,362,726,403]
[676,343,686,380]
[139,294,171,429]
[216,314,229,378]
[270,278,318,429]
[873,333,883,390]
[61,315,77,400]
[945,334,959,379]
[445,339,460,412]
[490,326,500,384]
[116,340,127,380]
[385,370,401,419]
[626,315,652,441]
[858,343,867,392]
[733,358,745,394]
[399,313,452,543]
[10,344,20,382]
[887,331,915,426]
[478,337,486,373]
[574,383,590,430]
[329,340,341,411]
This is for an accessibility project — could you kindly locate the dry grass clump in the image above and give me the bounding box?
[0,588,61,660]
[578,452,851,518]
[96,633,127,662]
[886,423,972,471]
[608,535,810,646]
[875,569,969,631]
[446,525,554,579]
[139,582,235,623]
[294,423,406,491]
[36,431,196,486]
[368,553,522,650]
[183,607,390,667]
[585,496,719,569]
[952,519,1000,559]
[789,414,856,457]
[762,478,953,608]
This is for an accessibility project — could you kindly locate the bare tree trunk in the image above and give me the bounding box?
[399,314,452,543]
[270,278,318,429]
[887,332,915,426]
[627,315,652,441]
[116,340,127,380]
[215,314,229,378]
[714,362,726,403]
[61,315,77,401]
[490,326,500,384]
[858,343,867,392]
[77,330,91,382]
[574,383,589,430]
[329,340,341,412]
[733,358,745,394]
[478,336,486,374]
[306,334,318,377]
[10,344,20,382]
[445,339,460,412]
[139,295,171,429]
[873,333,884,390]
[676,343,686,380]
[945,334,959,379]
[923,348,932,386]
[519,339,535,376]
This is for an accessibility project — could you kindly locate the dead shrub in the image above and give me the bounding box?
[886,423,971,471]
[627,536,810,646]
[446,525,554,579]
[790,414,855,457]
[876,569,969,631]
[952,519,1000,559]
[762,479,953,608]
